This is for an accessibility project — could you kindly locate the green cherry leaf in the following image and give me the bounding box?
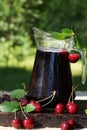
[0,101,20,112]
[50,28,74,40]
[51,32,66,40]
[10,89,25,99]
[61,28,73,36]
[24,103,35,113]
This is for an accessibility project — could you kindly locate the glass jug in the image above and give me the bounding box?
[28,27,86,107]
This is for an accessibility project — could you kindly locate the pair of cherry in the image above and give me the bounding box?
[55,102,78,114]
[11,117,34,129]
[60,119,75,130]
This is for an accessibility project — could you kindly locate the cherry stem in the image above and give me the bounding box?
[71,86,74,102]
[21,83,26,95]
[36,90,56,104]
[14,112,17,119]
[68,84,79,103]
[41,90,56,107]
[19,103,28,119]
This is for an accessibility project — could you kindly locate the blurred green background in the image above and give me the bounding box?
[0,0,87,92]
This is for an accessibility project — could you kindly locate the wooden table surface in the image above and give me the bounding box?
[0,91,87,130]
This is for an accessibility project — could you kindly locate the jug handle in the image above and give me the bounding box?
[72,48,86,84]
[81,48,86,84]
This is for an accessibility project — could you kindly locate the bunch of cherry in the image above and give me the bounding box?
[0,94,42,129]
[55,102,78,130]
[0,82,80,130]
[11,101,78,130]
[0,80,80,130]
[0,91,54,129]
[12,99,43,129]
[1,92,78,130]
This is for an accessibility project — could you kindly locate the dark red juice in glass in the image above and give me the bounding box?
[28,49,73,107]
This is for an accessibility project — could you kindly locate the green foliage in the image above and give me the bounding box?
[10,89,25,99]
[0,41,31,66]
[0,0,87,65]
[0,101,20,112]
[51,28,74,40]
[24,104,35,113]
[0,96,35,113]
[0,0,87,44]
[50,28,80,48]
[0,88,35,113]
[37,0,87,48]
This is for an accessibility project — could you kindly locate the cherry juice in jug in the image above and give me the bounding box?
[28,49,73,107]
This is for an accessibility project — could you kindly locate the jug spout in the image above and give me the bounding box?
[32,27,51,50]
[32,27,49,35]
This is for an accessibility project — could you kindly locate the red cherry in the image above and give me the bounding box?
[60,48,67,52]
[29,99,36,104]
[34,102,42,112]
[68,103,78,114]
[11,118,22,129]
[68,119,75,128]
[68,53,80,63]
[23,118,34,129]
[66,102,74,111]
[3,94,10,99]
[19,98,28,106]
[30,100,42,112]
[60,49,69,59]
[55,103,65,114]
[60,121,70,130]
